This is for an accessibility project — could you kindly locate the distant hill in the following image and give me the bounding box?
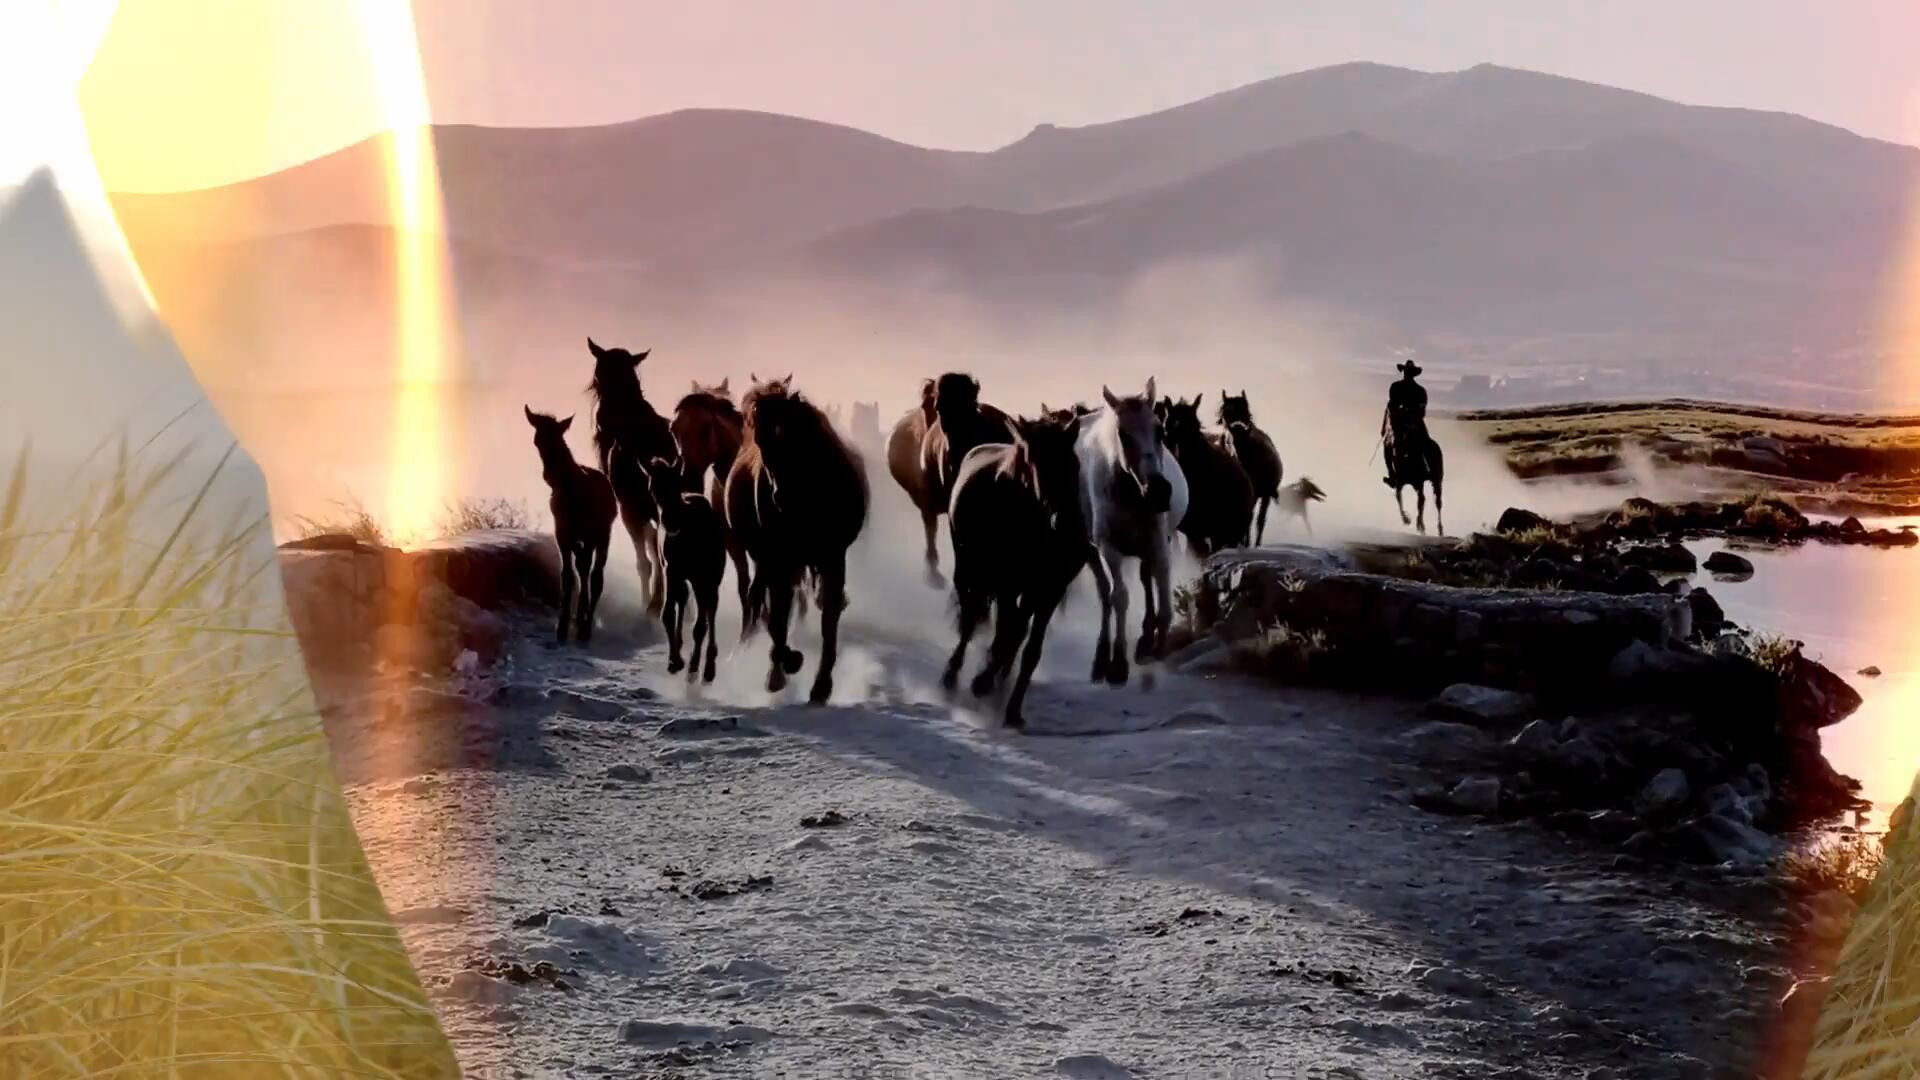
[107,61,1920,404]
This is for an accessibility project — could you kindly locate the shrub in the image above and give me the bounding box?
[438,496,532,535]
[290,494,389,547]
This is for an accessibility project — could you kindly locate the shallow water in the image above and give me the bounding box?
[1679,517,1920,821]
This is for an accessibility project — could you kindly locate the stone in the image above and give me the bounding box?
[1428,684,1537,726]
[1701,782,1756,827]
[1496,507,1554,535]
[1685,588,1725,637]
[1620,543,1697,574]
[1840,516,1867,535]
[1703,550,1755,578]
[1399,722,1493,765]
[1633,769,1692,823]
[1447,776,1503,815]
[1779,653,1865,731]
[1676,813,1782,867]
[606,764,652,783]
[1506,718,1560,760]
[1859,665,1882,678]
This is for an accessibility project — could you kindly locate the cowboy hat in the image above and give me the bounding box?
[1396,360,1424,377]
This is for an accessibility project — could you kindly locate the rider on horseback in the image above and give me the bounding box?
[1381,360,1427,487]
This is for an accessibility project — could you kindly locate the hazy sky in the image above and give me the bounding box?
[76,0,1920,192]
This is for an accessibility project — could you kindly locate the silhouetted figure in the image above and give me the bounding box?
[1216,389,1284,545]
[524,407,615,644]
[1381,360,1429,487]
[585,338,677,615]
[1379,360,1445,535]
[1160,393,1254,558]
[670,380,753,621]
[643,456,724,683]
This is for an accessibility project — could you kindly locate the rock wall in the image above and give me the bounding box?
[278,529,561,674]
[1198,547,1692,694]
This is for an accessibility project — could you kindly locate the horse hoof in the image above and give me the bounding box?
[940,666,961,693]
[924,566,947,589]
[1134,638,1153,664]
[808,677,832,706]
[667,657,685,675]
[766,668,787,694]
[781,649,805,675]
[1090,655,1108,683]
[1106,657,1129,688]
[969,670,997,698]
[1005,710,1026,730]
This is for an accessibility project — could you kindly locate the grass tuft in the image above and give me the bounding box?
[291,495,389,548]
[0,441,456,1076]
[436,497,531,537]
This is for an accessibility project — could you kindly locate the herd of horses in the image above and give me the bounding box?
[524,338,1424,727]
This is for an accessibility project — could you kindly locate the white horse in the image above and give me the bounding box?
[1075,377,1190,687]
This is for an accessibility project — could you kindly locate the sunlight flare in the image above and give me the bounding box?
[357,0,458,548]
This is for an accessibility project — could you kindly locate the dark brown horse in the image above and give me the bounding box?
[1161,394,1255,558]
[1217,390,1284,545]
[922,373,1016,499]
[642,456,724,683]
[725,377,868,704]
[525,407,615,644]
[585,338,677,613]
[670,380,753,620]
[944,412,1088,728]
[886,378,943,584]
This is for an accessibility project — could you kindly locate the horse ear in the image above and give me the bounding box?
[1101,385,1121,410]
[1192,392,1204,410]
[718,377,730,394]
[587,337,606,361]
[524,405,537,427]
[1144,377,1157,406]
[631,349,649,367]
[558,415,574,434]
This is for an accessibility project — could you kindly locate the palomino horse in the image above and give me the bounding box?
[944,412,1088,728]
[1384,422,1445,536]
[584,338,677,613]
[524,407,615,644]
[1217,390,1283,545]
[725,377,868,704]
[1159,393,1253,558]
[1075,377,1189,686]
[885,378,942,583]
[670,380,753,622]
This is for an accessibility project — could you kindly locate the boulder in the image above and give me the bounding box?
[1399,722,1494,765]
[1506,718,1560,761]
[1675,813,1782,867]
[1429,684,1538,726]
[1619,543,1697,574]
[1496,507,1554,535]
[1685,588,1726,638]
[1633,769,1692,823]
[1778,652,1864,731]
[1703,550,1755,578]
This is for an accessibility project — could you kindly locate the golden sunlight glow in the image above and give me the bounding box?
[6,0,156,326]
[357,0,459,548]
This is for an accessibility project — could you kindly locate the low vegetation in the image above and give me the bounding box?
[290,494,389,546]
[0,444,455,1075]
[438,496,533,535]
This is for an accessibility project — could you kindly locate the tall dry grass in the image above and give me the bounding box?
[0,438,457,1077]
[1801,788,1920,1078]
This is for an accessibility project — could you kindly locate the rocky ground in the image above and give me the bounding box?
[312,609,1837,1080]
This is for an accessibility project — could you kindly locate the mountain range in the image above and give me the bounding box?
[108,61,1920,406]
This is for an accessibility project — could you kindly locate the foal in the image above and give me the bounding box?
[1217,390,1284,545]
[642,457,724,683]
[525,407,615,644]
[944,413,1088,728]
[670,381,752,620]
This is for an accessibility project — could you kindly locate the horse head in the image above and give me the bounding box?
[1295,477,1326,503]
[742,375,816,462]
[932,372,983,430]
[1162,393,1206,449]
[1012,412,1084,533]
[1218,389,1253,431]
[586,337,650,404]
[1101,377,1172,513]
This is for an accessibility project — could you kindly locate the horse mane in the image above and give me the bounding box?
[674,389,741,421]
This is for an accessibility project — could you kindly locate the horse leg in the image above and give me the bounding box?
[1255,497,1270,546]
[555,545,577,644]
[647,526,666,615]
[973,587,1027,698]
[1432,478,1445,537]
[1394,485,1411,526]
[943,584,988,693]
[921,504,945,588]
[1087,548,1115,684]
[808,555,846,706]
[665,573,689,674]
[1005,584,1066,729]
[1134,558,1157,664]
[1303,506,1314,538]
[765,569,802,694]
[1103,548,1131,687]
[1152,546,1175,658]
[727,536,752,625]
[1416,485,1428,535]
